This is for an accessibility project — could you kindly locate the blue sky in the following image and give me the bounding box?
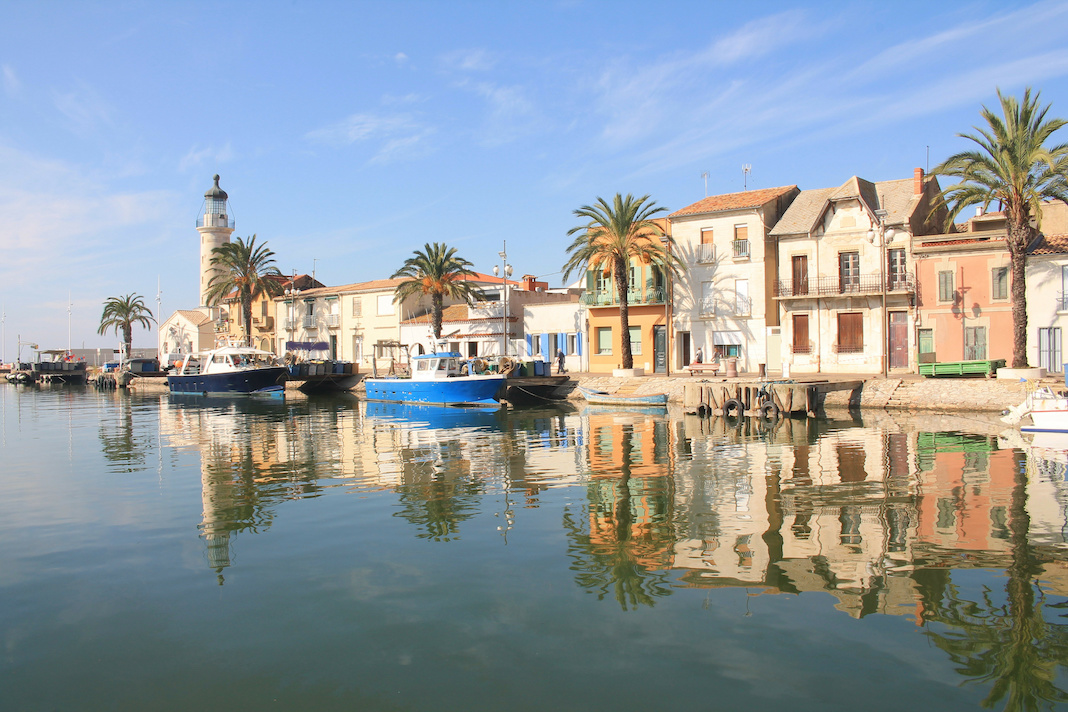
[3,0,1068,353]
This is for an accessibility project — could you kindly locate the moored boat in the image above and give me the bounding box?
[1002,386,1068,432]
[167,345,288,396]
[363,351,505,406]
[577,385,668,407]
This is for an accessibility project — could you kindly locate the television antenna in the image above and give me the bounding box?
[743,164,752,191]
[701,171,709,197]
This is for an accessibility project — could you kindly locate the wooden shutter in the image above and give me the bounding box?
[837,312,863,353]
[792,314,809,353]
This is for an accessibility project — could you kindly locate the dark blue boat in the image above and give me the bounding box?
[167,346,287,396]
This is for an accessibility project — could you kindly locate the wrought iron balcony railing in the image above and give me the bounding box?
[775,272,914,298]
[732,239,750,259]
[325,314,340,328]
[580,287,667,307]
[302,315,317,329]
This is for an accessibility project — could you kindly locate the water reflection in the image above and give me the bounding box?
[153,394,1068,708]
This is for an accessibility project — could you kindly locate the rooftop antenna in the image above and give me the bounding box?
[701,171,709,197]
[743,164,752,191]
[926,145,930,174]
[312,258,318,283]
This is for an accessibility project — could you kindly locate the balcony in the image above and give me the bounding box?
[732,239,750,259]
[213,320,229,333]
[283,318,298,331]
[775,272,915,299]
[302,316,317,329]
[698,296,751,318]
[254,315,274,332]
[325,314,340,328]
[580,287,667,307]
[695,243,715,264]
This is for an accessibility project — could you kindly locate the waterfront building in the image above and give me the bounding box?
[158,309,214,361]
[668,186,799,374]
[911,209,1012,367]
[579,218,673,375]
[214,273,321,352]
[1026,201,1068,373]
[770,169,943,375]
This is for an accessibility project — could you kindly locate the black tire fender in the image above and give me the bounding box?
[759,399,780,420]
[722,398,744,418]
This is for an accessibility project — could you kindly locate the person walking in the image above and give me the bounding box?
[695,347,703,364]
[555,348,566,374]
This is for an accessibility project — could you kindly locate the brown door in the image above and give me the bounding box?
[792,313,809,354]
[837,312,863,353]
[889,312,908,368]
[792,255,809,296]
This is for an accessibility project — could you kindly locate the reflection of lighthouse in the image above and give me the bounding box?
[197,174,234,308]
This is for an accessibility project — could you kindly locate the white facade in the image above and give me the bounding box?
[1026,245,1068,373]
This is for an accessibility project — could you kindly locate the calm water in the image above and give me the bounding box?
[2,386,1068,712]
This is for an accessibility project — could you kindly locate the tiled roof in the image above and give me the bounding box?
[770,175,923,236]
[175,309,211,326]
[668,185,798,219]
[281,278,406,299]
[401,304,470,324]
[1030,233,1068,255]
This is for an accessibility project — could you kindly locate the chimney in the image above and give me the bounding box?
[914,167,924,195]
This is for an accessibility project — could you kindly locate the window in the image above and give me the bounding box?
[792,255,809,296]
[531,334,542,356]
[888,248,907,289]
[260,299,268,318]
[596,327,612,354]
[352,297,362,317]
[567,333,577,354]
[733,224,750,258]
[938,270,955,302]
[839,252,860,292]
[964,326,987,360]
[793,314,810,353]
[992,267,1008,300]
[918,328,934,363]
[735,279,750,315]
[377,294,396,315]
[700,281,715,315]
[1039,327,1062,373]
[305,300,315,316]
[837,312,864,353]
[698,229,715,263]
[629,326,642,356]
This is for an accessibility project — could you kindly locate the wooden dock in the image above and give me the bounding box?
[683,379,864,417]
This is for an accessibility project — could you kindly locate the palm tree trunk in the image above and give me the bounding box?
[123,325,132,361]
[615,260,632,369]
[243,298,254,347]
[1008,221,1031,368]
[432,293,444,341]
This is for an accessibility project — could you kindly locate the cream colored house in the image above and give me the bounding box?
[770,169,943,375]
[669,186,799,374]
[158,309,214,362]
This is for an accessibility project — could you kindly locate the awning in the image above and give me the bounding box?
[286,341,329,351]
[713,331,743,345]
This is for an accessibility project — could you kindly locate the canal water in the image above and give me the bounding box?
[2,385,1067,712]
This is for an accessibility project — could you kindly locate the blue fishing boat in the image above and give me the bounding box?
[167,345,288,396]
[577,385,668,407]
[363,351,505,406]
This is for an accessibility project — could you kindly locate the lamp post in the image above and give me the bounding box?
[492,241,512,357]
[867,209,896,378]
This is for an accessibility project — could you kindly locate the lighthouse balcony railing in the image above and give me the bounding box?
[196,215,235,229]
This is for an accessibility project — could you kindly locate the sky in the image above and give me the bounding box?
[3,0,1068,355]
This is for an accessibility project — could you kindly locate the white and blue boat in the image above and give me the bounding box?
[167,345,288,397]
[364,351,505,406]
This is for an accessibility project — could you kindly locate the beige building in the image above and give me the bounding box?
[770,169,943,375]
[669,186,799,373]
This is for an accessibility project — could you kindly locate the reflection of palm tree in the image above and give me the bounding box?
[98,395,147,471]
[392,444,483,541]
[562,424,674,611]
[921,451,1068,710]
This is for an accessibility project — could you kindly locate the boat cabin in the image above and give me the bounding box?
[175,347,280,376]
[411,352,465,380]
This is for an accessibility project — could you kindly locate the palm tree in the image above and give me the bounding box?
[204,235,284,347]
[562,193,683,370]
[934,87,1068,368]
[391,242,486,341]
[97,293,154,359]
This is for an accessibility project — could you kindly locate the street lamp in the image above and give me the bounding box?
[493,241,512,357]
[867,209,896,378]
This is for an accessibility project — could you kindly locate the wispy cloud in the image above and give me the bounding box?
[179,143,235,173]
[2,64,20,96]
[52,81,113,135]
[305,111,435,164]
[441,48,495,72]
[473,82,540,146]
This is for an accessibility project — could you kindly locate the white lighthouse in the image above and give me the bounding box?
[197,174,234,308]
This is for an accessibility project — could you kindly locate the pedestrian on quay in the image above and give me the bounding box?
[556,348,566,374]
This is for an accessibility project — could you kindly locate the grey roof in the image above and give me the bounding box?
[770,176,922,236]
[204,174,228,200]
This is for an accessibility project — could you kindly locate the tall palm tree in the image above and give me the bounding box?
[562,193,683,370]
[97,293,154,359]
[391,242,486,341]
[934,87,1068,368]
[204,235,284,347]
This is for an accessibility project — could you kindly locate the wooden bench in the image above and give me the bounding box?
[918,359,1006,378]
[685,362,721,376]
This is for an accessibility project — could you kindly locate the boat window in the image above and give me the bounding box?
[213,354,228,364]
[437,359,447,371]
[416,359,431,372]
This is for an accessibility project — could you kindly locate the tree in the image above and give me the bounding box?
[562,193,683,370]
[97,293,154,359]
[391,242,486,341]
[204,235,284,347]
[934,87,1068,368]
